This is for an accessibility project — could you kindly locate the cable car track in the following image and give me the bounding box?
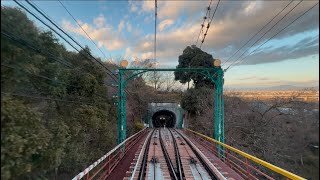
[159,128,179,180]
[135,128,220,180]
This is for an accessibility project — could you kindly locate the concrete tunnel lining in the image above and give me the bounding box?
[152,110,176,128]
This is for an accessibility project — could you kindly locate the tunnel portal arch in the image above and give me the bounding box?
[152,110,176,128]
[147,102,183,128]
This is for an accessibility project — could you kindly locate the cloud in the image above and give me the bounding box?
[141,52,153,59]
[237,76,270,81]
[237,76,257,81]
[238,34,319,65]
[158,19,174,31]
[134,1,207,21]
[62,18,125,51]
[118,20,125,32]
[144,15,153,24]
[93,14,106,28]
[129,0,138,12]
[226,79,319,89]
[126,1,318,67]
[127,22,132,32]
[118,20,124,32]
[243,1,263,16]
[258,77,271,81]
[142,1,154,12]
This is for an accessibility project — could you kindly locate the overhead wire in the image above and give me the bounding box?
[13,0,99,69]
[199,0,221,49]
[221,0,294,67]
[226,1,319,71]
[1,28,131,96]
[1,92,97,105]
[154,0,157,63]
[196,0,213,46]
[1,17,119,91]
[20,0,118,81]
[1,62,110,99]
[225,0,304,71]
[57,0,108,60]
[0,28,108,85]
[1,63,76,88]
[1,28,73,68]
[21,0,134,96]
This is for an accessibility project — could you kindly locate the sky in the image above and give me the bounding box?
[2,0,319,89]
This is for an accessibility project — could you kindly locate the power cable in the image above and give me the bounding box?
[154,0,157,63]
[199,0,221,49]
[1,92,96,105]
[0,29,118,90]
[6,1,131,97]
[196,0,213,46]
[18,0,118,81]
[57,0,108,60]
[24,1,133,95]
[1,29,73,68]
[221,0,294,67]
[1,62,109,99]
[226,2,319,71]
[1,29,130,96]
[225,0,303,71]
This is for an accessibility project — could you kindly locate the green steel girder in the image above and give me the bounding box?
[116,67,225,152]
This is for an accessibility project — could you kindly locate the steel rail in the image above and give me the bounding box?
[174,129,219,180]
[138,129,155,180]
[168,128,184,180]
[159,128,179,180]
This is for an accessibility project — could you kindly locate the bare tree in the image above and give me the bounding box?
[148,71,164,90]
[162,71,176,92]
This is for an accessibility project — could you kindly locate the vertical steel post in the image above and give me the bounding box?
[214,68,225,157]
[146,110,150,127]
[178,107,183,129]
[117,69,126,144]
[117,71,121,144]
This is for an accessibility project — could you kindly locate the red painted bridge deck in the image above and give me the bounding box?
[178,129,244,180]
[109,129,244,180]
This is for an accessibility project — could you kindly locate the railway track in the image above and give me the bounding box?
[159,128,180,180]
[173,129,219,180]
[129,128,224,180]
[137,129,155,179]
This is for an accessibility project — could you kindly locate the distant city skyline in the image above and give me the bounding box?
[2,1,319,89]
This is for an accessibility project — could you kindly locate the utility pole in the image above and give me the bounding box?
[154,0,157,64]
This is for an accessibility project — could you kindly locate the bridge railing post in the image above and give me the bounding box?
[108,155,110,175]
[86,171,89,180]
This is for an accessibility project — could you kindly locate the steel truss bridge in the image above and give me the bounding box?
[72,67,306,180]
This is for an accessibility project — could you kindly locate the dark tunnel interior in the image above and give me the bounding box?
[152,110,176,128]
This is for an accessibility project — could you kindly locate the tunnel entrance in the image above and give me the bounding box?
[152,110,176,128]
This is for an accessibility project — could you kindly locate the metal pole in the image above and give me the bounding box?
[179,107,183,129]
[117,69,126,144]
[214,68,225,157]
[221,72,225,144]
[117,71,122,144]
[154,0,157,63]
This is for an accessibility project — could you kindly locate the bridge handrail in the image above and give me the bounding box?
[71,128,147,180]
[185,128,306,180]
